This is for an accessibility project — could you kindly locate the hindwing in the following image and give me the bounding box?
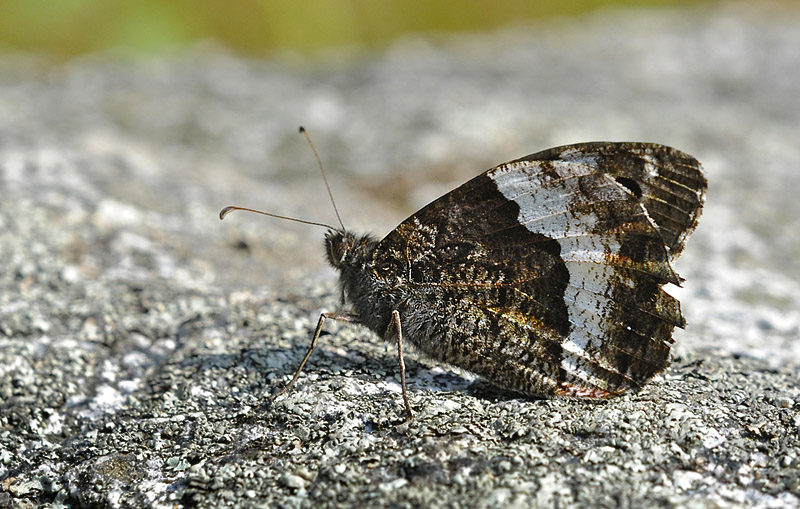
[372,142,706,397]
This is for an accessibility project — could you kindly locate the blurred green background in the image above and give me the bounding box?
[1,0,718,59]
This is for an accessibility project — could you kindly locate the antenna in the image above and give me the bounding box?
[219,206,336,230]
[299,126,345,231]
[219,126,347,232]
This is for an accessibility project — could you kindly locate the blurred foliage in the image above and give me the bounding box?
[1,0,716,59]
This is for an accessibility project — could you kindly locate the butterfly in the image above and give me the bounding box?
[221,137,707,418]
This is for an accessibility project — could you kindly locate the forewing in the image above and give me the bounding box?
[374,142,706,397]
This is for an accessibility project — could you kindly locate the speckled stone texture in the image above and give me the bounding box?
[2,4,800,508]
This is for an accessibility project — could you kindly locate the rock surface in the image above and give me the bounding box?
[2,4,800,508]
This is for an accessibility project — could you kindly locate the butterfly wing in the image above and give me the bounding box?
[372,142,706,398]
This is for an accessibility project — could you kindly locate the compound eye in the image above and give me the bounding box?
[325,233,350,267]
[333,242,347,263]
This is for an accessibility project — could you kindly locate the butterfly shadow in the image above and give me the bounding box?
[160,332,541,421]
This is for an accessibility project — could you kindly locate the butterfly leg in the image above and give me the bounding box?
[269,312,358,405]
[389,309,414,419]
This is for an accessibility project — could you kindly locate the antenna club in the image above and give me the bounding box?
[219,206,236,220]
[298,126,306,133]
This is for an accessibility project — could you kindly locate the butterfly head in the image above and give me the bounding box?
[324,230,377,270]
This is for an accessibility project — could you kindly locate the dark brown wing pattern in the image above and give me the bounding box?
[373,142,706,398]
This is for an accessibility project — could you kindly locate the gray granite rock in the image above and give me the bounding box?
[2,4,799,508]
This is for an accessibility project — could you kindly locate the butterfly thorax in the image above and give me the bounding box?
[325,230,404,335]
